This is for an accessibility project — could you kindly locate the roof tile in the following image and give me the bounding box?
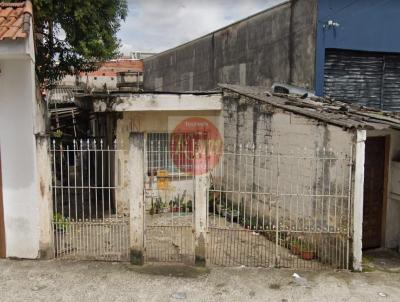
[0,1,32,40]
[83,59,144,77]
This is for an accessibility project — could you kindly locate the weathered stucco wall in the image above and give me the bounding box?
[219,90,356,266]
[0,59,41,258]
[222,91,354,154]
[144,0,317,92]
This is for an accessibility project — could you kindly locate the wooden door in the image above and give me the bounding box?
[362,137,387,250]
[0,150,5,257]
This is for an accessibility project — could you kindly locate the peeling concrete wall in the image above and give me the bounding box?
[144,0,317,92]
[222,92,354,207]
[220,91,356,266]
[222,92,354,155]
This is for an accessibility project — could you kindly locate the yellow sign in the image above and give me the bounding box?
[157,170,169,189]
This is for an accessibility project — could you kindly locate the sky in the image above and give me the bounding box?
[118,0,286,54]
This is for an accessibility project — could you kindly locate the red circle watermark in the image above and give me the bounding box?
[170,117,223,175]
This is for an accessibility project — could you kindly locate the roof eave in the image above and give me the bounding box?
[219,84,400,132]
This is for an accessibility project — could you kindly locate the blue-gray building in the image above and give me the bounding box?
[316,0,400,111]
[144,0,400,111]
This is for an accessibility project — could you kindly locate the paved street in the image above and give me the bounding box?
[1,259,400,302]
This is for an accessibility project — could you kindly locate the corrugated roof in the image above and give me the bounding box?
[0,1,32,40]
[219,84,400,131]
[48,86,79,105]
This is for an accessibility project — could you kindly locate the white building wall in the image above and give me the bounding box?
[59,74,77,86]
[0,58,41,258]
[85,75,117,90]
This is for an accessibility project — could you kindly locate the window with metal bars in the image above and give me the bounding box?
[146,132,208,176]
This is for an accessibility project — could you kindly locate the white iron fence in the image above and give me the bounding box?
[49,135,354,270]
[207,144,353,269]
[50,139,128,261]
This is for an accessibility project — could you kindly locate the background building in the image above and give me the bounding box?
[70,59,144,92]
[144,0,400,111]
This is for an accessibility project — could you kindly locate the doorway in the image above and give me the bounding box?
[0,149,5,257]
[362,136,389,250]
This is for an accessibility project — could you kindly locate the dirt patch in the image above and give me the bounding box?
[269,283,281,289]
[127,263,209,278]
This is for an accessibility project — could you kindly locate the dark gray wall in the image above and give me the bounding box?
[144,0,317,92]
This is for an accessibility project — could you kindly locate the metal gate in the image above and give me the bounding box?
[50,139,129,261]
[207,145,353,269]
[143,133,196,264]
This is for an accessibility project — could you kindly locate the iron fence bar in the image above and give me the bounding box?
[275,149,280,267]
[346,146,354,270]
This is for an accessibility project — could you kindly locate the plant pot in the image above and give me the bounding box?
[170,206,180,213]
[291,245,301,255]
[300,250,314,260]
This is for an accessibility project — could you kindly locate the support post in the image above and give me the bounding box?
[128,132,145,265]
[353,130,366,271]
[194,172,208,266]
[36,135,54,259]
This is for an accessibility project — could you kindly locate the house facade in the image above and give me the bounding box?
[143,0,400,111]
[60,85,400,270]
[1,0,399,274]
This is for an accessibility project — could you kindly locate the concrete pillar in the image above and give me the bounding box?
[128,132,144,265]
[194,172,208,266]
[36,135,54,259]
[353,130,366,271]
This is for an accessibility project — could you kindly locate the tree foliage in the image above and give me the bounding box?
[30,0,128,87]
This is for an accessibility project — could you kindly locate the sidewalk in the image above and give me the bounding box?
[1,259,400,302]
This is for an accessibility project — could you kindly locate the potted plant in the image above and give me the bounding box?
[290,239,301,255]
[149,205,155,215]
[300,243,315,260]
[187,200,193,212]
[181,202,187,212]
[149,199,155,215]
[154,197,163,214]
[53,213,69,232]
[169,199,180,212]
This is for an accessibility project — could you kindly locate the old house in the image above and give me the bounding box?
[1,0,399,275]
[218,85,400,270]
[39,83,397,270]
[0,1,52,259]
[144,0,400,111]
[61,59,144,92]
